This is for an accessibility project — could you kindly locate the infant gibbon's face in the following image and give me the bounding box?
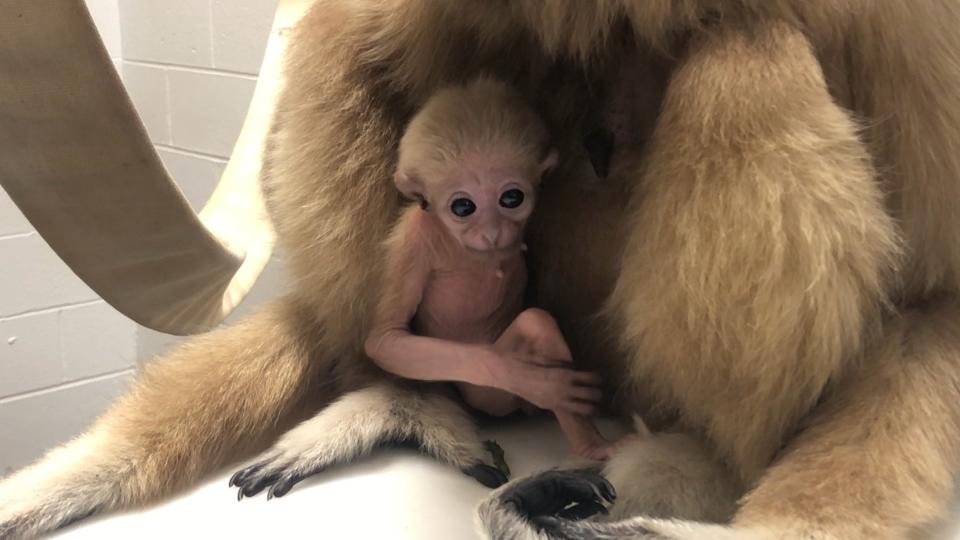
[430,162,536,256]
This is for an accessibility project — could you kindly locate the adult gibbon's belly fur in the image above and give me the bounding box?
[524,46,672,416]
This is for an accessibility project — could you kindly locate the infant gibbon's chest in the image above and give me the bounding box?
[414,255,526,344]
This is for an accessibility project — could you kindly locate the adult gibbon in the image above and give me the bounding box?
[4,2,960,539]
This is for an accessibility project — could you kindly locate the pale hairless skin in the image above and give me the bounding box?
[364,151,626,460]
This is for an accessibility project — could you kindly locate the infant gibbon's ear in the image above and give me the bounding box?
[394,170,429,209]
[539,149,559,181]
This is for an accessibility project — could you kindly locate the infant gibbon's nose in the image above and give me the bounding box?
[481,230,499,248]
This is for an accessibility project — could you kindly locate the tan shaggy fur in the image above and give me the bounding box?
[4,1,960,539]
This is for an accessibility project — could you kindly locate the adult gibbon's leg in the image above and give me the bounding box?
[226,0,529,506]
[478,19,903,540]
[734,298,960,539]
[517,300,960,540]
[230,383,507,500]
[0,298,334,540]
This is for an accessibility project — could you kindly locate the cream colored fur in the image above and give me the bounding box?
[604,433,738,524]
[4,1,960,539]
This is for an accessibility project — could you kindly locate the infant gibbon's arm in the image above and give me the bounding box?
[364,211,504,388]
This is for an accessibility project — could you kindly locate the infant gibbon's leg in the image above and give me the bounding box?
[456,382,523,417]
[231,382,506,499]
[495,308,619,460]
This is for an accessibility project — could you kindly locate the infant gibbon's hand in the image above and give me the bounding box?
[496,352,603,416]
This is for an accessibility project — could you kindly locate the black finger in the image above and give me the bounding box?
[266,473,304,500]
[503,470,610,518]
[463,463,509,488]
[571,470,614,495]
[240,469,283,498]
[229,462,264,489]
[598,477,616,503]
[556,498,608,520]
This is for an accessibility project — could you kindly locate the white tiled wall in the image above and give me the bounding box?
[0,0,281,475]
[117,0,286,362]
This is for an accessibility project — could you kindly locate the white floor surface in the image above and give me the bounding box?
[47,416,960,540]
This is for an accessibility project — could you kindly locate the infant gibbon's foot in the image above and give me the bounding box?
[563,421,620,461]
[576,433,646,461]
[564,413,650,461]
[572,442,616,461]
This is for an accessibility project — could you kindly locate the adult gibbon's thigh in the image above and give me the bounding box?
[477,20,901,540]
[736,298,960,539]
[605,20,900,483]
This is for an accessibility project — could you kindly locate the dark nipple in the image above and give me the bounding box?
[583,127,614,179]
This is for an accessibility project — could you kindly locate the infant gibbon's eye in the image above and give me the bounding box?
[499,189,525,209]
[450,197,477,217]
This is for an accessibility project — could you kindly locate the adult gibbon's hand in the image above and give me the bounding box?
[501,469,616,522]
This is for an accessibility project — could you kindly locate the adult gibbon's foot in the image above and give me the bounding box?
[501,469,616,523]
[230,383,502,500]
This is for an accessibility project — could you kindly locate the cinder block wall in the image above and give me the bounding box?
[0,0,281,475]
[119,0,284,359]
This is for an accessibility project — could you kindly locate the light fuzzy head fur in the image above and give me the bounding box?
[395,77,552,197]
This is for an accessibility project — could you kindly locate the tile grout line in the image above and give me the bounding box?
[154,143,229,162]
[0,300,104,322]
[123,59,258,79]
[207,0,217,70]
[0,231,36,242]
[0,368,136,405]
[163,63,174,146]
